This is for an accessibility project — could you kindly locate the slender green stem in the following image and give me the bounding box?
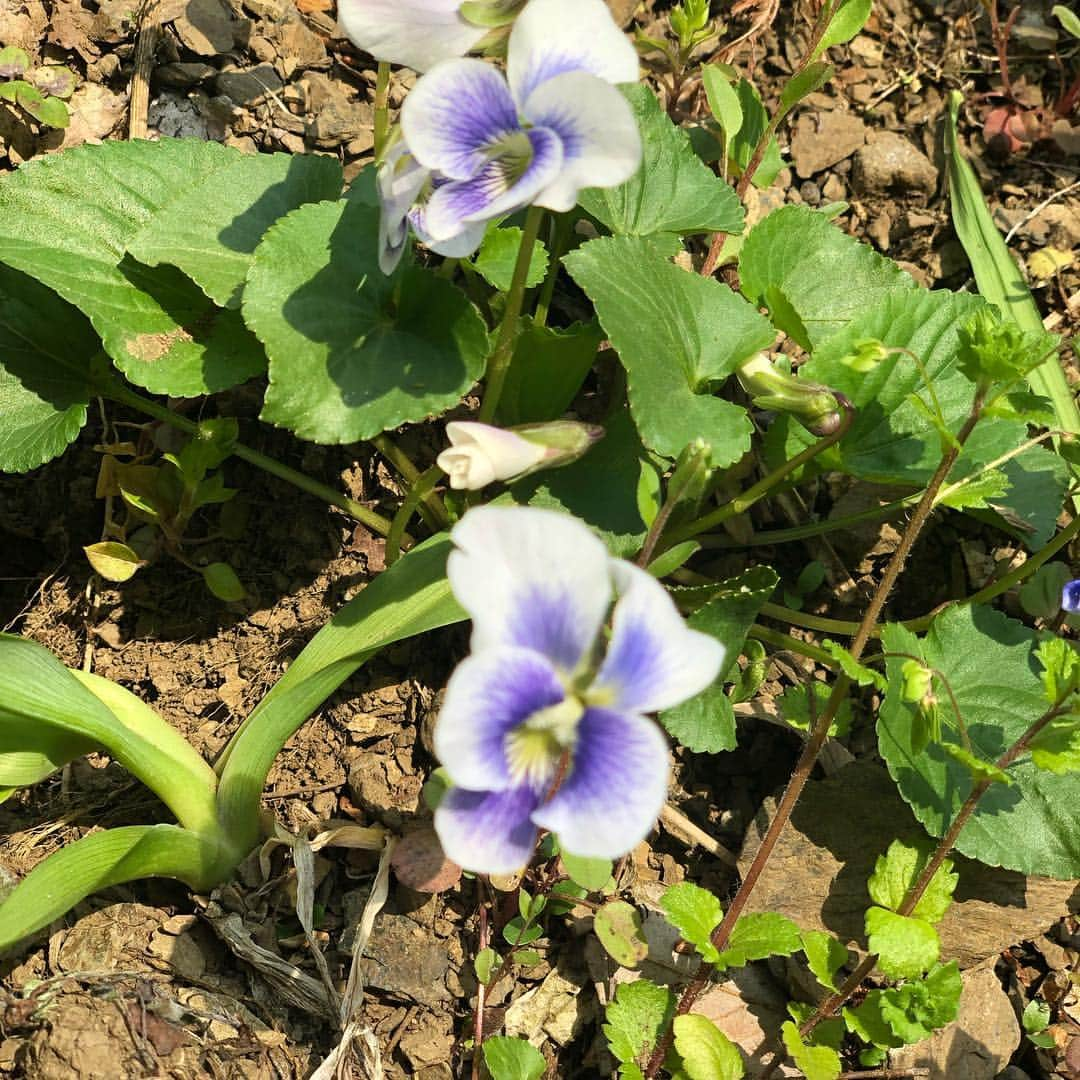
[103,378,402,540]
[534,214,570,328]
[759,601,861,636]
[668,403,855,544]
[373,61,391,161]
[372,433,449,528]
[386,466,443,566]
[477,205,545,423]
[747,624,838,668]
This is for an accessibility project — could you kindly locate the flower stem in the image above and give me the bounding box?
[373,61,391,161]
[747,624,839,668]
[101,376,400,540]
[643,390,986,1079]
[372,433,449,529]
[477,205,545,424]
[534,213,570,328]
[666,400,855,545]
[386,465,444,566]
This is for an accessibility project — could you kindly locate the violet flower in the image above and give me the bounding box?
[433,507,724,873]
[1063,579,1080,613]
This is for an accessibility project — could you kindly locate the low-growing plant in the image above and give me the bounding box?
[2,0,1079,1075]
[0,45,74,130]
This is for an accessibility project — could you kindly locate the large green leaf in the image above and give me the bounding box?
[0,825,226,950]
[0,265,100,472]
[565,236,770,463]
[127,151,343,309]
[879,605,1080,878]
[244,199,489,443]
[0,635,218,834]
[215,534,465,851]
[579,85,744,241]
[739,205,914,348]
[0,139,266,397]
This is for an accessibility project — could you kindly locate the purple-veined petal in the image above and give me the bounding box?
[592,561,725,714]
[435,783,542,873]
[402,59,519,180]
[434,645,565,790]
[447,506,612,672]
[1063,579,1080,613]
[523,71,642,212]
[407,195,488,259]
[507,0,639,105]
[531,707,668,858]
[422,127,563,240]
[377,140,430,274]
[337,0,486,72]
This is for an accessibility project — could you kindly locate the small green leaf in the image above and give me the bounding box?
[1035,636,1080,705]
[660,882,723,964]
[0,45,30,77]
[594,900,649,968]
[482,1036,545,1080]
[701,65,743,143]
[30,65,77,98]
[672,1015,745,1080]
[812,0,874,57]
[647,540,700,580]
[83,541,143,582]
[1054,3,1080,39]
[875,962,961,1044]
[822,639,886,691]
[867,839,958,923]
[781,1021,841,1080]
[503,916,543,947]
[561,851,613,891]
[936,469,1010,510]
[778,683,852,738]
[1019,562,1072,621]
[515,948,543,968]
[801,931,849,992]
[202,562,246,602]
[943,743,1013,785]
[729,79,784,188]
[21,92,68,128]
[474,946,500,984]
[716,912,802,970]
[865,907,940,979]
[519,887,545,921]
[1022,998,1051,1035]
[780,61,834,109]
[1029,716,1080,774]
[603,979,676,1069]
[474,226,549,292]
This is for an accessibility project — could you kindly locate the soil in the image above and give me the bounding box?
[0,0,1078,1076]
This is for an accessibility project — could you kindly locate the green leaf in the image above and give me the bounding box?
[202,561,246,602]
[594,900,649,967]
[875,962,962,1044]
[30,65,77,99]
[672,1015,745,1080]
[604,979,676,1071]
[716,912,802,970]
[822,639,887,691]
[84,541,142,582]
[474,225,549,292]
[565,236,770,463]
[812,0,874,58]
[867,839,958,923]
[482,1036,546,1080]
[942,743,1012,786]
[780,61,834,110]
[993,445,1071,548]
[579,85,744,240]
[562,851,613,891]
[474,946,500,984]
[503,916,543,947]
[865,907,940,979]
[780,1021,841,1080]
[778,683,852,738]
[701,65,743,143]
[1019,562,1072,621]
[1055,3,1080,38]
[729,80,784,189]
[244,199,488,443]
[1022,998,1052,1035]
[936,469,1010,511]
[0,139,266,397]
[0,265,99,473]
[496,318,602,426]
[1029,716,1080,775]
[127,151,342,309]
[0,825,225,950]
[21,92,68,128]
[0,46,30,77]
[215,534,465,854]
[801,931,849,992]
[879,605,1080,877]
[661,882,723,963]
[660,566,779,752]
[1036,636,1080,704]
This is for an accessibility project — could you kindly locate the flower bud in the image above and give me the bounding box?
[436,420,603,490]
[737,353,844,437]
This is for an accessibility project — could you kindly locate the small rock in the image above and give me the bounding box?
[359,913,451,1005]
[155,61,216,87]
[173,0,243,55]
[867,209,892,250]
[790,109,867,178]
[1042,203,1080,249]
[215,63,283,104]
[399,1012,455,1070]
[605,0,638,26]
[849,33,885,65]
[268,12,327,76]
[243,0,290,18]
[890,968,1020,1080]
[905,210,936,231]
[853,130,938,195]
[799,180,822,206]
[821,173,846,202]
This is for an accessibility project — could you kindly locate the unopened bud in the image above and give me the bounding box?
[737,353,845,437]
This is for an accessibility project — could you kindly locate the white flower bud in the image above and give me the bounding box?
[436,422,547,490]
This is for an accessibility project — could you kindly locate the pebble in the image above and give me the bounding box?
[799,179,822,206]
[215,63,283,104]
[853,130,938,195]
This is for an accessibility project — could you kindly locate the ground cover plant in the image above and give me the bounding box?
[0,0,1079,1076]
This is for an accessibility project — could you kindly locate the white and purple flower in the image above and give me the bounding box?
[1063,579,1080,614]
[433,507,724,874]
[378,0,642,271]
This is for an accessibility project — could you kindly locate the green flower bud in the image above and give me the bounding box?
[737,353,845,437]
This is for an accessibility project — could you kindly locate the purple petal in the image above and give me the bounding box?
[435,783,542,873]
[508,0,639,104]
[593,562,725,714]
[377,141,430,274]
[531,707,668,858]
[401,59,519,180]
[447,506,613,672]
[523,72,642,212]
[422,127,563,240]
[1063,580,1080,614]
[434,646,565,791]
[337,0,486,72]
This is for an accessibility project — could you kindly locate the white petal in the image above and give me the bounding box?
[436,446,498,489]
[448,506,612,671]
[377,141,429,274]
[337,0,486,71]
[531,707,668,859]
[445,422,547,482]
[425,219,488,258]
[402,59,519,180]
[592,561,725,714]
[435,784,542,874]
[524,72,642,212]
[507,0,639,104]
